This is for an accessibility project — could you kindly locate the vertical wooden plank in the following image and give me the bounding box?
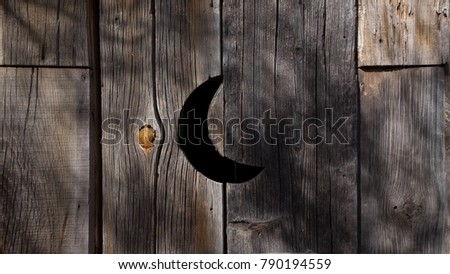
[1,67,90,253]
[315,0,359,253]
[224,0,286,253]
[358,0,449,66]
[0,0,88,66]
[100,0,223,253]
[360,67,447,253]
[100,0,158,253]
[154,0,223,253]
[223,0,358,253]
[0,6,4,65]
[445,67,450,252]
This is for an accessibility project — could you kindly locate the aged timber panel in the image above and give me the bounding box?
[360,68,447,253]
[358,0,449,66]
[100,0,158,253]
[446,68,450,252]
[154,0,223,253]
[0,67,90,253]
[100,0,223,253]
[223,0,358,253]
[0,0,88,66]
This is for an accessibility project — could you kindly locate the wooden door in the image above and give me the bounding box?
[1,0,448,253]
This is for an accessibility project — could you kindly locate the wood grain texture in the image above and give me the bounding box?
[445,66,450,253]
[100,0,158,253]
[100,0,223,253]
[0,67,90,253]
[154,0,223,253]
[360,67,447,253]
[223,0,358,253]
[0,0,88,66]
[358,0,449,66]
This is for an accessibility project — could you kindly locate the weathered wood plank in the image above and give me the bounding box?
[445,67,450,253]
[315,0,359,253]
[154,0,223,253]
[100,0,158,253]
[0,67,90,253]
[223,0,358,253]
[360,67,447,253]
[100,0,223,253]
[0,0,88,66]
[0,6,4,65]
[358,0,449,66]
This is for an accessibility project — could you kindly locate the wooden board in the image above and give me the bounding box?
[315,0,359,253]
[358,0,449,66]
[446,68,450,253]
[154,0,223,253]
[100,0,158,253]
[223,0,358,253]
[0,0,88,66]
[0,67,90,253]
[360,67,447,253]
[100,0,223,253]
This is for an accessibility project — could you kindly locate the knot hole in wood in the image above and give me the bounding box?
[137,125,156,153]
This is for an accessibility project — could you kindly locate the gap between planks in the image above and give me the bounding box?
[359,64,447,72]
[86,0,103,254]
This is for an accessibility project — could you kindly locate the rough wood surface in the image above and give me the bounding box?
[0,0,88,66]
[0,67,90,253]
[445,68,450,253]
[223,0,358,253]
[360,67,447,253]
[100,0,223,253]
[154,0,223,253]
[358,0,449,66]
[100,0,158,253]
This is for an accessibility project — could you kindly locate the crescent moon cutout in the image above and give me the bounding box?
[178,75,264,183]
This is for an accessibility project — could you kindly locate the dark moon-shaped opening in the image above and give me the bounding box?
[178,75,264,184]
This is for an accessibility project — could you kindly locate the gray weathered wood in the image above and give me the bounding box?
[358,0,449,66]
[223,0,358,253]
[0,0,88,66]
[0,67,90,253]
[360,67,447,253]
[100,0,223,253]
[315,0,359,253]
[0,6,3,65]
[100,0,158,253]
[154,0,223,253]
[445,69,450,253]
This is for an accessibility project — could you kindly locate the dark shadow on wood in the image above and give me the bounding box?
[1,0,88,66]
[360,68,447,253]
[1,68,90,253]
[223,0,358,253]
